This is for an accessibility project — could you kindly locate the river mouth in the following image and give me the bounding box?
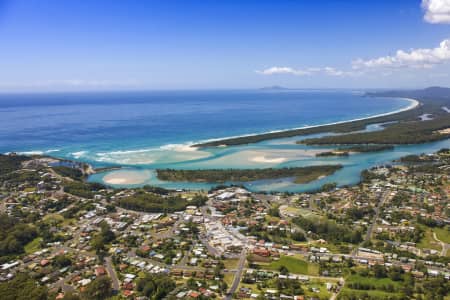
[0,90,429,192]
[89,138,450,192]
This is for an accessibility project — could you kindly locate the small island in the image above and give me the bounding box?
[315,145,394,157]
[156,165,342,184]
[316,151,349,157]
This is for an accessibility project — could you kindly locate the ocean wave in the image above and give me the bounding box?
[71,151,88,159]
[14,148,61,156]
[159,143,198,152]
[16,150,45,155]
[45,149,61,153]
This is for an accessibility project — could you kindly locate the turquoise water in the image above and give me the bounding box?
[1,89,445,192]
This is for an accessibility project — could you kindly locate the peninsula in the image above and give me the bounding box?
[194,87,450,147]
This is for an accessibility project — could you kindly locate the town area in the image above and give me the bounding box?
[0,149,450,300]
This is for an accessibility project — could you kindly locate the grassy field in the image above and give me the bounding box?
[434,227,450,244]
[338,288,403,300]
[223,273,234,286]
[304,281,332,300]
[417,228,442,251]
[346,275,401,290]
[24,237,43,254]
[261,255,319,275]
[223,259,239,270]
[339,275,404,300]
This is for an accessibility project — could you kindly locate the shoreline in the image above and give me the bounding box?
[193,97,420,147]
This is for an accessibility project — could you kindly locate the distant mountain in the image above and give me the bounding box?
[367,86,450,99]
[259,85,291,90]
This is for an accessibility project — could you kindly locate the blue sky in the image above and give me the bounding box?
[0,0,450,91]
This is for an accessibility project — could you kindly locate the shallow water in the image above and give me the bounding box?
[0,89,439,192]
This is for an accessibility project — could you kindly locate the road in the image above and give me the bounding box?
[365,191,389,242]
[225,249,247,300]
[352,191,389,256]
[105,256,120,291]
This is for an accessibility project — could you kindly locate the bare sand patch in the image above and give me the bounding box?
[103,169,151,185]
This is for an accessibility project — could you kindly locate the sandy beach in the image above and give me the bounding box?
[194,97,420,147]
[103,169,152,185]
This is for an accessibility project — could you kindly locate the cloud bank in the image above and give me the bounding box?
[259,38,450,79]
[256,66,353,77]
[422,0,450,24]
[352,39,450,69]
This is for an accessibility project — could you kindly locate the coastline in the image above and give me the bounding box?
[193,97,420,148]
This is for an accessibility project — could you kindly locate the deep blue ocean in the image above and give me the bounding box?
[0,90,408,155]
[1,89,446,192]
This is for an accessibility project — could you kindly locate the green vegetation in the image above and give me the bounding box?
[300,116,450,145]
[434,226,450,244]
[82,276,113,300]
[338,145,394,152]
[417,227,442,251]
[292,215,363,244]
[0,273,48,300]
[0,154,29,176]
[156,165,342,184]
[338,266,409,300]
[91,221,116,255]
[24,237,43,254]
[263,255,318,275]
[136,273,176,299]
[316,151,349,157]
[345,274,402,292]
[0,214,38,260]
[63,181,105,198]
[117,191,207,213]
[338,288,403,300]
[52,166,84,180]
[196,87,450,147]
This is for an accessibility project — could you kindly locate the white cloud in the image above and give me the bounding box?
[256,66,311,76]
[422,0,450,24]
[352,38,450,69]
[256,66,353,77]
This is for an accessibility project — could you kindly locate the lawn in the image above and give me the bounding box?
[223,259,239,270]
[24,237,43,254]
[346,274,401,290]
[223,273,234,286]
[434,227,450,244]
[338,288,403,300]
[261,255,319,275]
[417,228,442,251]
[303,281,332,300]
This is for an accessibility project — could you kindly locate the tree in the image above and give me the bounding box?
[279,265,289,275]
[388,266,403,281]
[0,274,48,300]
[82,276,112,300]
[372,264,387,278]
[186,277,197,290]
[91,234,106,255]
[291,231,306,242]
[136,274,176,299]
[53,254,72,268]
